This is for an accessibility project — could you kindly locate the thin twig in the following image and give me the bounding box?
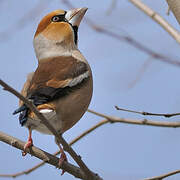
[144,169,180,180]
[0,131,85,179]
[115,106,180,118]
[129,0,180,44]
[0,120,108,178]
[0,79,102,180]
[128,57,153,89]
[87,109,180,128]
[106,0,117,15]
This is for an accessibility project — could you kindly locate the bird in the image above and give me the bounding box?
[13,7,93,172]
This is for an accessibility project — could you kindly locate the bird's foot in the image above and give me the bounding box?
[58,151,68,175]
[22,137,33,156]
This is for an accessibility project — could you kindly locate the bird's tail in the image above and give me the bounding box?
[13,105,29,126]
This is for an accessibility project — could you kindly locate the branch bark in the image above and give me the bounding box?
[0,131,85,179]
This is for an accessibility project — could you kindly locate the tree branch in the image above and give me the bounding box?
[129,0,180,44]
[144,169,180,180]
[127,57,152,89]
[0,131,85,179]
[0,120,108,178]
[115,106,180,118]
[87,109,180,128]
[106,0,117,16]
[0,79,102,180]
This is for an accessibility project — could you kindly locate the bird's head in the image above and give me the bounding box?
[33,8,87,60]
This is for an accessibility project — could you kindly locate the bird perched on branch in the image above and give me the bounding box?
[13,7,93,173]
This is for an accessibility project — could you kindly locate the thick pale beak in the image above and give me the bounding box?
[65,7,88,27]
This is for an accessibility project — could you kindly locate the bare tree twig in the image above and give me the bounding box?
[0,120,108,178]
[0,162,44,178]
[129,0,180,44]
[115,106,180,118]
[0,79,102,180]
[87,109,180,128]
[127,57,153,89]
[0,131,85,179]
[106,0,117,15]
[144,169,180,180]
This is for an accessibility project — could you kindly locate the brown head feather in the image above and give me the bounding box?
[34,10,67,38]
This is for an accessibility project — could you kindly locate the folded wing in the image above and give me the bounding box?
[13,56,89,126]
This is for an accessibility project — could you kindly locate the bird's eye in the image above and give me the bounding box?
[51,15,67,22]
[52,16,60,22]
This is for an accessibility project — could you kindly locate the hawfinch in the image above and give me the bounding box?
[13,7,93,169]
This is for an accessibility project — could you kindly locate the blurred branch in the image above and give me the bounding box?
[166,0,180,25]
[0,120,108,178]
[61,0,180,67]
[144,169,180,180]
[115,106,180,118]
[0,79,102,180]
[106,0,117,15]
[129,0,180,44]
[86,19,180,67]
[127,57,152,89]
[0,131,85,179]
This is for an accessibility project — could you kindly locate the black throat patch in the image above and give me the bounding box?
[72,26,78,45]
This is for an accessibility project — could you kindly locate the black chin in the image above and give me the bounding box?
[72,26,78,45]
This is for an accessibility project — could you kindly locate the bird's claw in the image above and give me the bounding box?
[58,152,68,175]
[22,138,33,156]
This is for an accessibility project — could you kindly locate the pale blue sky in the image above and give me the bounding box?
[1,0,180,180]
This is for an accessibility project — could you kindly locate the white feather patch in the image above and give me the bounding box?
[39,109,53,113]
[68,71,89,87]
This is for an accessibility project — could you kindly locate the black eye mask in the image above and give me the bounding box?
[51,14,67,22]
